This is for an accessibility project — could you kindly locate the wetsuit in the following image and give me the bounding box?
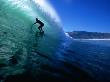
[35,19,44,32]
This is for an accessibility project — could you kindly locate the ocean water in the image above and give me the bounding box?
[65,40,110,82]
[0,0,65,81]
[0,0,110,82]
[79,40,110,47]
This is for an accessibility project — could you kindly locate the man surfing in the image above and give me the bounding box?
[34,18,44,33]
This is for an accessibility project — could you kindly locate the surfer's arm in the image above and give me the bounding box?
[34,20,39,24]
[34,22,37,24]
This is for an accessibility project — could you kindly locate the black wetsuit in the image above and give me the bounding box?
[35,19,44,32]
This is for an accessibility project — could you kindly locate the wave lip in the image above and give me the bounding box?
[33,0,61,23]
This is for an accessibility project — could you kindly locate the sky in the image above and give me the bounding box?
[48,0,110,32]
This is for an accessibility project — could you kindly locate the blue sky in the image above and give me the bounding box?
[49,0,110,32]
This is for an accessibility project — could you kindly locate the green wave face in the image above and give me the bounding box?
[0,0,65,78]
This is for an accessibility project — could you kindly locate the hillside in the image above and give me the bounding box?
[67,31,110,39]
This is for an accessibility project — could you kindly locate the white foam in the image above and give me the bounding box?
[65,33,72,38]
[33,0,61,23]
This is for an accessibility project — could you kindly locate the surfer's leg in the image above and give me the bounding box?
[41,25,44,32]
[38,26,40,30]
[39,26,43,32]
[38,26,41,32]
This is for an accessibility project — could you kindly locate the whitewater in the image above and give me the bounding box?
[0,0,110,82]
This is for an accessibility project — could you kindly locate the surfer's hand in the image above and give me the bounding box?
[34,22,36,24]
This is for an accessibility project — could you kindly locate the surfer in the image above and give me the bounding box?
[34,18,44,33]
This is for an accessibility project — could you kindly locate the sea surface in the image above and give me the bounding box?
[0,0,110,82]
[64,39,110,82]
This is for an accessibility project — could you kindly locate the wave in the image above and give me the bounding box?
[0,0,66,80]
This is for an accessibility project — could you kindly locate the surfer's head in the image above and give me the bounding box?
[36,18,38,21]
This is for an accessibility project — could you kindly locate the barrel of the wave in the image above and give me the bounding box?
[0,0,66,81]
